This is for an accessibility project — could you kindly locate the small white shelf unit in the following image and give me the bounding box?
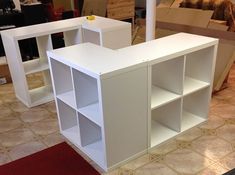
[1,16,131,107]
[48,33,218,171]
[48,43,148,171]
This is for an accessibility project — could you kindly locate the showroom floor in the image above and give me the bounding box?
[1,29,235,174]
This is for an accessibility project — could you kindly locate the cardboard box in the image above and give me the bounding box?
[0,57,12,84]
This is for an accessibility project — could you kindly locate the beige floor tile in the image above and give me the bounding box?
[10,101,29,113]
[29,118,59,136]
[103,169,119,175]
[0,152,11,165]
[176,127,202,142]
[42,133,65,147]
[42,101,57,113]
[0,127,35,148]
[192,136,233,160]
[1,93,19,104]
[149,140,178,155]
[198,163,229,175]
[211,103,235,119]
[0,106,14,119]
[199,115,225,130]
[220,151,235,170]
[20,107,50,123]
[213,89,235,100]
[164,148,213,174]
[0,84,14,95]
[217,124,235,142]
[8,141,46,161]
[121,154,151,170]
[210,97,221,107]
[135,162,177,175]
[0,119,23,133]
[226,97,235,106]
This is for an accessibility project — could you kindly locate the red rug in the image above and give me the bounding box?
[0,142,100,175]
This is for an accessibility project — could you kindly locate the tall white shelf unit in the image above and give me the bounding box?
[1,16,131,107]
[48,43,148,171]
[48,33,218,171]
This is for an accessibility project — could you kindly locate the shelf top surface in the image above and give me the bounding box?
[47,43,146,79]
[47,33,218,79]
[118,32,218,64]
[0,16,130,40]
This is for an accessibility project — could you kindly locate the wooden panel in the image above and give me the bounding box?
[107,5,135,19]
[107,0,134,9]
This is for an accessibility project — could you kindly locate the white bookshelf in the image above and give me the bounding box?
[48,33,218,171]
[1,16,131,107]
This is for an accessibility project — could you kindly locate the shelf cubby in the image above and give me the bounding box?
[29,84,53,106]
[57,99,80,146]
[50,59,76,108]
[151,56,184,109]
[182,87,210,131]
[63,29,82,46]
[23,58,49,75]
[82,28,101,46]
[72,69,99,109]
[184,46,214,95]
[78,113,104,166]
[51,33,65,49]
[151,99,181,147]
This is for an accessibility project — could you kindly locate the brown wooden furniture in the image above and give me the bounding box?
[107,0,135,29]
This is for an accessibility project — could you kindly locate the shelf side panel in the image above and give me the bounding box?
[50,59,73,95]
[152,56,184,94]
[1,36,29,105]
[185,46,214,83]
[82,29,101,46]
[36,35,53,64]
[64,29,82,46]
[72,69,98,108]
[36,35,53,86]
[101,66,148,168]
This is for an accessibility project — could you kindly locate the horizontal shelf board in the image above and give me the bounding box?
[82,140,105,168]
[23,58,49,75]
[151,120,178,148]
[151,86,181,109]
[57,91,76,109]
[183,77,209,95]
[181,111,206,132]
[78,103,101,126]
[29,85,54,106]
[62,126,80,146]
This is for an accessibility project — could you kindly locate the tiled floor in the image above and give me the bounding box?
[1,32,235,175]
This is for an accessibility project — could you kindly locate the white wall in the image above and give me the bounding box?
[13,0,21,10]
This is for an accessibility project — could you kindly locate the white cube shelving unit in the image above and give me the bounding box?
[48,33,218,171]
[1,16,131,107]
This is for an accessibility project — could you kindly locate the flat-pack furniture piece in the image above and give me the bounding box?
[47,33,218,171]
[1,16,131,107]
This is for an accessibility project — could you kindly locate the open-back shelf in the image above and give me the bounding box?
[1,16,131,107]
[57,99,80,146]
